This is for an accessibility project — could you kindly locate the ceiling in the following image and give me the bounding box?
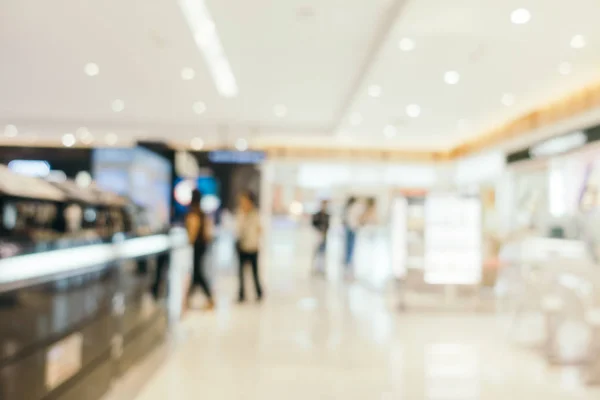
[1,0,600,151]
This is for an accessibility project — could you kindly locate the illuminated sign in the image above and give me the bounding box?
[208,151,265,164]
[529,131,587,158]
[8,160,51,177]
[424,195,482,285]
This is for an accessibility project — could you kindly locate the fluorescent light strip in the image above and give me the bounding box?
[116,235,171,259]
[0,234,177,287]
[0,243,114,285]
[179,0,238,97]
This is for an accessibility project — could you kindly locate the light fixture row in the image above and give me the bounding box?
[3,124,117,146]
[3,125,246,152]
[188,137,249,151]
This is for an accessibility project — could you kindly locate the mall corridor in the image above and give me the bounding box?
[105,225,600,400]
[3,1,600,399]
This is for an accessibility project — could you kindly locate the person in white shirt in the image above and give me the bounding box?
[236,191,263,302]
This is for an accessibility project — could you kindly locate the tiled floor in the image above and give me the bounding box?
[111,223,600,399]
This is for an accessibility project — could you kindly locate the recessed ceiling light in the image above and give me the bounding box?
[81,135,94,145]
[398,38,415,52]
[501,93,515,106]
[570,35,586,49]
[558,62,572,75]
[274,104,288,118]
[405,104,421,118]
[77,127,94,145]
[511,8,531,25]
[76,126,90,139]
[191,137,204,150]
[62,133,76,147]
[193,101,207,114]
[235,138,248,151]
[4,124,18,137]
[105,132,118,146]
[181,67,195,80]
[383,125,397,138]
[349,113,363,126]
[111,99,125,112]
[368,85,382,98]
[444,70,460,85]
[84,63,99,77]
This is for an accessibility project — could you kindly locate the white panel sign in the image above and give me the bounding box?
[424,195,482,285]
[391,197,408,278]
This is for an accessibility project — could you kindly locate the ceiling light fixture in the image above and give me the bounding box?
[181,67,196,80]
[76,127,90,139]
[76,127,94,145]
[274,104,288,118]
[405,104,421,118]
[444,70,460,85]
[511,8,531,25]
[349,113,363,126]
[384,125,397,138]
[368,85,382,98]
[179,0,238,97]
[570,34,586,49]
[191,137,204,150]
[4,124,18,137]
[558,62,572,75]
[84,63,99,77]
[105,133,118,146]
[111,99,125,112]
[530,131,586,158]
[62,133,76,147]
[81,133,94,145]
[193,101,207,114]
[501,93,515,106]
[398,38,415,52]
[235,138,248,151]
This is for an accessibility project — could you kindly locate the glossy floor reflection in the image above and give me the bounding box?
[125,223,600,400]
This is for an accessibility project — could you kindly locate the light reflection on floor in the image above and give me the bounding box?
[109,221,600,400]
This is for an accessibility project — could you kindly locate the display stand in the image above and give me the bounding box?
[499,236,600,378]
[395,193,483,311]
[0,230,192,400]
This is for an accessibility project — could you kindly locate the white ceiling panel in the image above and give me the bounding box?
[1,0,600,150]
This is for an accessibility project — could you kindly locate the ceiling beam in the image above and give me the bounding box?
[329,0,410,134]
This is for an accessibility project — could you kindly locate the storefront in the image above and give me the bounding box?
[505,124,600,240]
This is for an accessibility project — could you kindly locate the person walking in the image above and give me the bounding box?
[311,199,330,275]
[236,191,263,302]
[343,197,363,274]
[185,189,214,311]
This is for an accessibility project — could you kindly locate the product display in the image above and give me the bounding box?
[424,194,482,285]
[406,196,426,270]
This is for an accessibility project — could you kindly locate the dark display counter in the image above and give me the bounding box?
[0,231,189,400]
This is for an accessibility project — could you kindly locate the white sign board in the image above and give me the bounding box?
[391,197,408,278]
[424,195,482,285]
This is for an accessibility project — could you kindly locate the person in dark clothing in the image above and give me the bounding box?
[312,199,330,274]
[185,189,214,311]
